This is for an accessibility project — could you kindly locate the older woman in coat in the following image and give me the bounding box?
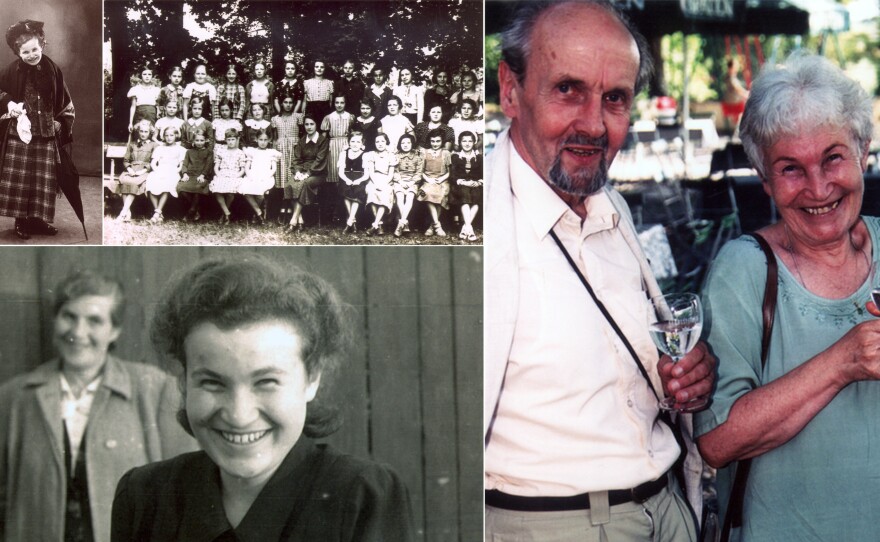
[0,271,196,542]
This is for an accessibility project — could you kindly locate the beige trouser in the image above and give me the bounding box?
[485,481,697,542]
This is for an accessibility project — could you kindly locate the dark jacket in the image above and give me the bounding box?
[0,55,74,147]
[111,438,415,542]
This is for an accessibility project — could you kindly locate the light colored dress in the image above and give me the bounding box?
[212,118,243,145]
[209,146,247,194]
[183,82,218,115]
[154,116,185,140]
[695,217,880,542]
[239,147,281,195]
[271,113,302,189]
[418,148,451,208]
[379,114,413,151]
[447,117,484,146]
[393,151,423,195]
[364,149,397,210]
[145,143,186,196]
[321,111,353,183]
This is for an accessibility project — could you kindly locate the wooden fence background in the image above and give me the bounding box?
[0,246,482,541]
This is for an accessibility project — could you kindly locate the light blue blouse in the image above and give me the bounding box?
[695,216,880,541]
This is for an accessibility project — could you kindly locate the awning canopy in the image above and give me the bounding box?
[485,0,810,37]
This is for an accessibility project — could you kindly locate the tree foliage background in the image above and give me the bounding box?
[105,0,482,140]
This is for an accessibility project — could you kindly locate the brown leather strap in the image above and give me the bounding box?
[720,232,777,542]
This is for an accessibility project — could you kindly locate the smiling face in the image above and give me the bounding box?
[430,136,443,150]
[360,103,373,118]
[53,295,121,374]
[18,37,43,66]
[500,3,639,198]
[460,102,474,120]
[184,320,320,488]
[762,125,867,249]
[251,104,264,120]
[400,69,412,85]
[435,71,448,87]
[226,67,238,83]
[460,134,475,152]
[461,74,475,90]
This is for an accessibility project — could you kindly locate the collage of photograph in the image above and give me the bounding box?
[2,0,880,541]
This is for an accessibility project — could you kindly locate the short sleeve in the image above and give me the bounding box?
[182,84,194,99]
[693,237,770,437]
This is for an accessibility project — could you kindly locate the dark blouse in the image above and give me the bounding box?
[414,122,455,150]
[111,438,415,542]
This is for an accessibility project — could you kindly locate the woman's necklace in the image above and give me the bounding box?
[785,222,870,291]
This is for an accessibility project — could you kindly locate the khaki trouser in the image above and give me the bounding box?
[485,481,697,542]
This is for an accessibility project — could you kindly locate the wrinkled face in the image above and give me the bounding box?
[219,104,232,119]
[254,63,266,79]
[141,69,154,84]
[251,104,264,120]
[400,69,412,85]
[256,133,270,149]
[165,101,179,117]
[171,69,183,85]
[349,134,364,151]
[429,106,443,122]
[18,37,42,67]
[375,136,387,152]
[400,137,412,153]
[194,65,207,84]
[164,129,177,144]
[314,62,325,77]
[386,99,400,116]
[430,136,442,150]
[53,295,121,374]
[500,3,639,198]
[360,103,373,118]
[193,133,207,149]
[343,62,355,77]
[137,125,151,141]
[304,118,317,135]
[285,63,296,78]
[191,102,203,119]
[226,67,238,83]
[435,71,448,86]
[762,125,867,249]
[185,320,319,488]
[281,97,294,113]
[460,135,475,152]
[373,70,385,85]
[460,103,474,120]
[335,96,346,112]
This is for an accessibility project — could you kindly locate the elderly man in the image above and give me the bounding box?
[484,2,716,540]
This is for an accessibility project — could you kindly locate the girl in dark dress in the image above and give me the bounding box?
[338,131,368,234]
[351,98,380,152]
[449,131,482,242]
[111,257,415,542]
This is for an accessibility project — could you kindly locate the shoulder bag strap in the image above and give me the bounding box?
[720,232,777,542]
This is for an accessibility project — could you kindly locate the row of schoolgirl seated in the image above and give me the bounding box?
[111,120,482,240]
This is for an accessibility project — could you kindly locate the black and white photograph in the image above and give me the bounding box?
[0,245,482,541]
[102,0,484,246]
[0,0,103,244]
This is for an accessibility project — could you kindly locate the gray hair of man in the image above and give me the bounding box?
[740,53,874,179]
[500,0,653,94]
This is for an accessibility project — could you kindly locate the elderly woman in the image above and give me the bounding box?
[0,20,74,240]
[0,271,195,542]
[695,54,880,541]
[111,257,415,541]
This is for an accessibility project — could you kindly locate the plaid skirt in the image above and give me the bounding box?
[0,129,58,221]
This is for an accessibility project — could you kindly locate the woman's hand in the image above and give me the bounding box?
[658,341,715,405]
[7,101,24,118]
[829,317,880,384]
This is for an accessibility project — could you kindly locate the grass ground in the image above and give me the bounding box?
[102,215,482,246]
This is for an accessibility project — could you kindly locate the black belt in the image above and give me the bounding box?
[485,475,668,512]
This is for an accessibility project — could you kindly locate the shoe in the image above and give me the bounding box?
[351,223,358,234]
[192,211,201,222]
[283,223,296,234]
[13,218,30,240]
[459,227,467,240]
[467,227,477,242]
[28,218,58,236]
[425,224,435,237]
[116,210,131,223]
[367,225,379,237]
[221,214,232,225]
[403,223,411,233]
[149,211,163,224]
[394,221,405,238]
[434,224,446,237]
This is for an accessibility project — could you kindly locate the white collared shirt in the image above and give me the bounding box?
[60,373,102,468]
[484,144,679,496]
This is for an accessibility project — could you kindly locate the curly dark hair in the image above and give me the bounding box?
[150,255,351,438]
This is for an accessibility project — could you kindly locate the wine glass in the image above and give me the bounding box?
[647,292,706,412]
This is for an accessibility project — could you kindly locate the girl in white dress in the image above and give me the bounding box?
[240,130,281,224]
[364,133,397,236]
[145,126,186,223]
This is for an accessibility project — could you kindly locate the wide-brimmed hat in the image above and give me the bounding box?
[6,20,45,53]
